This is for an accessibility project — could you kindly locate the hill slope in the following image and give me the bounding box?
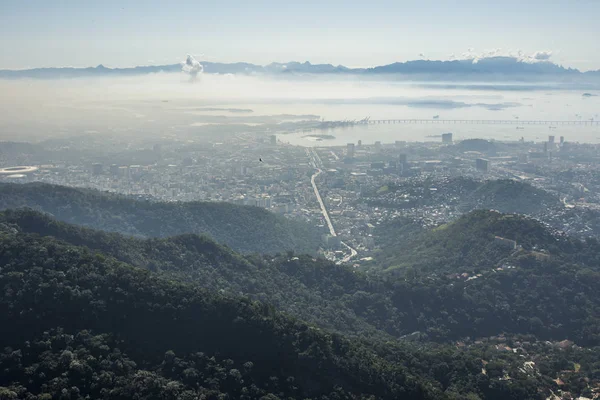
[464,179,561,215]
[0,208,382,338]
[3,211,600,398]
[4,208,600,347]
[0,182,321,255]
[366,178,561,216]
[0,222,500,400]
[376,209,566,272]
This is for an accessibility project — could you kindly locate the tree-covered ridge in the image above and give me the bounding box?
[466,179,560,215]
[0,228,443,399]
[0,182,322,255]
[0,209,385,338]
[3,212,600,398]
[375,209,571,272]
[3,209,600,348]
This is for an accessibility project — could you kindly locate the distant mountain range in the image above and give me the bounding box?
[2,56,600,81]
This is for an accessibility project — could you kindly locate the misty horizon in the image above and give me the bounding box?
[3,3,600,400]
[2,54,600,75]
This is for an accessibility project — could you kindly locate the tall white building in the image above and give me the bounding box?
[346,143,355,158]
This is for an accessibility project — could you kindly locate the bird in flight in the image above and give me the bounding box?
[259,158,263,162]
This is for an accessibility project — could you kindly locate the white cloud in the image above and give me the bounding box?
[181,54,204,81]
[457,48,554,64]
[532,51,552,61]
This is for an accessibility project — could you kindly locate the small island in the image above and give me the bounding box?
[302,134,336,141]
[582,93,598,97]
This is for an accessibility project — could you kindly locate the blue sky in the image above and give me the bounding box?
[1,0,599,70]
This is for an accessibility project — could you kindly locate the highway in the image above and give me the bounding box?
[310,168,336,236]
[308,148,336,236]
[307,148,358,264]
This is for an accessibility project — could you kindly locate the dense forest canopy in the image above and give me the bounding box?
[4,220,600,399]
[374,209,569,271]
[0,182,322,255]
[0,224,478,400]
[466,179,561,215]
[2,185,600,398]
[3,208,600,347]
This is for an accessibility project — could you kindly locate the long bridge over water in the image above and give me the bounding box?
[363,119,599,126]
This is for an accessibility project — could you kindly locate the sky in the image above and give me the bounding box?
[1,0,599,71]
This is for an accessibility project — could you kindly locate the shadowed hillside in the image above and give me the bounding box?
[0,182,322,255]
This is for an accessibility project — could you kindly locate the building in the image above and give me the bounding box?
[518,153,529,163]
[423,160,442,171]
[109,164,119,176]
[91,163,103,175]
[374,141,382,152]
[548,135,555,145]
[350,172,367,183]
[560,136,565,144]
[129,165,142,178]
[442,133,453,144]
[399,154,408,164]
[118,166,130,179]
[346,143,355,158]
[270,135,277,145]
[475,158,489,172]
[357,140,362,147]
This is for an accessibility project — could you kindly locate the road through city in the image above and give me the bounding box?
[307,148,357,264]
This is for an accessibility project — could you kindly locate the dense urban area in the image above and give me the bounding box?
[3,122,600,400]
[2,127,600,266]
[5,1,600,398]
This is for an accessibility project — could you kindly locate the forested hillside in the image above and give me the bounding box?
[2,210,600,398]
[0,224,505,400]
[375,210,568,272]
[464,179,560,215]
[3,209,600,346]
[0,208,383,338]
[0,182,321,254]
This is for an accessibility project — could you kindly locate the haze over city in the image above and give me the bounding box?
[2,2,600,400]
